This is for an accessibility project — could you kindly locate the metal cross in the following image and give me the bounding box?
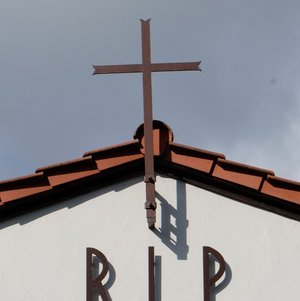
[93,19,201,229]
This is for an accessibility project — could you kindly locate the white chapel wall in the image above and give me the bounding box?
[0,175,299,300]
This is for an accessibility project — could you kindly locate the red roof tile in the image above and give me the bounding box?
[0,121,299,220]
[0,173,51,203]
[213,158,274,190]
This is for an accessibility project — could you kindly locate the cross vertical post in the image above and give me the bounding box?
[141,20,156,229]
[92,19,201,229]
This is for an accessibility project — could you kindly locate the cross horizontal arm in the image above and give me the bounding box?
[93,61,201,75]
[151,61,201,72]
[93,64,142,75]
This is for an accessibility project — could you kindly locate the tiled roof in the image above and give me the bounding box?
[0,120,299,221]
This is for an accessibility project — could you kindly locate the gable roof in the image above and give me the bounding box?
[0,121,299,222]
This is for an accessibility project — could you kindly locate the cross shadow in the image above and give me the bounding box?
[209,258,232,301]
[153,180,189,260]
[92,256,116,301]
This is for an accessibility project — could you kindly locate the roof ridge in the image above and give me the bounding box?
[36,156,94,173]
[217,158,275,176]
[84,140,139,157]
[0,172,46,188]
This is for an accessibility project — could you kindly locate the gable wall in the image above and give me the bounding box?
[0,175,299,300]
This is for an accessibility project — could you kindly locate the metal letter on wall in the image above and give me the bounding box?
[148,246,155,301]
[86,248,110,301]
[203,246,226,301]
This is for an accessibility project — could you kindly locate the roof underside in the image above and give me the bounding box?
[0,121,299,222]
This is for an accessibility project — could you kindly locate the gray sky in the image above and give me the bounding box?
[1,0,300,181]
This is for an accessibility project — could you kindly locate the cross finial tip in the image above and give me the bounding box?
[197,61,202,71]
[92,65,97,75]
[140,18,151,23]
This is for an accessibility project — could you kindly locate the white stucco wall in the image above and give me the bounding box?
[0,175,299,300]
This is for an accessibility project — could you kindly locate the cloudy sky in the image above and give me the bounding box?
[1,0,300,182]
